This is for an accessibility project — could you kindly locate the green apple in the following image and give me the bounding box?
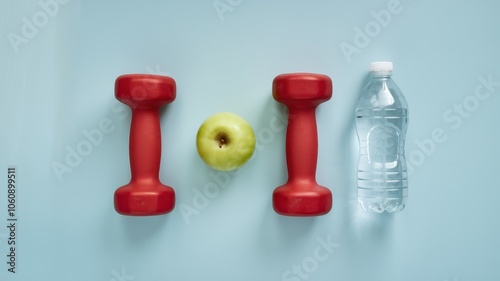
[196,112,256,171]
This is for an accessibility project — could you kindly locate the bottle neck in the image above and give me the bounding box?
[370,70,392,78]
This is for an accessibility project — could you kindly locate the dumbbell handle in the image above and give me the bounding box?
[285,108,318,183]
[129,108,162,182]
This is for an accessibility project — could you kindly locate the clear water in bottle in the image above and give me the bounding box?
[355,62,408,213]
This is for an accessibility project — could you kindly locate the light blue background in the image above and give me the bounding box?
[1,0,499,280]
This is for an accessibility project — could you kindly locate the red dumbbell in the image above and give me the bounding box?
[114,74,176,216]
[272,73,333,216]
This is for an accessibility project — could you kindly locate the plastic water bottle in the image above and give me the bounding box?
[355,62,408,213]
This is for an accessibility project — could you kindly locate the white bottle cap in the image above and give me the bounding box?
[370,61,393,72]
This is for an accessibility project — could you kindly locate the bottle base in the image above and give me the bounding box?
[358,198,406,213]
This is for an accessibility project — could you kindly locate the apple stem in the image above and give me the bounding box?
[219,138,226,148]
[216,132,229,148]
